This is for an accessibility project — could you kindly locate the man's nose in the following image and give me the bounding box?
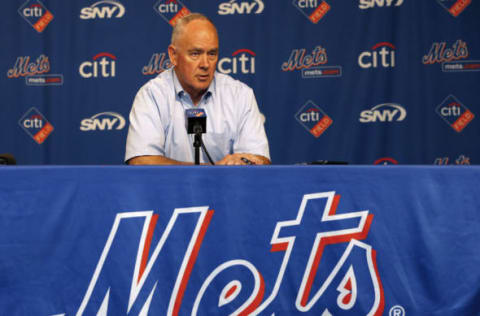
[199,53,209,68]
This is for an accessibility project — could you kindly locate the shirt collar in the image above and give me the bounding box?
[171,67,215,101]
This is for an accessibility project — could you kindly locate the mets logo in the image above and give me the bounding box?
[422,40,480,72]
[434,155,470,165]
[436,0,471,17]
[66,191,384,314]
[142,53,173,75]
[18,0,54,33]
[295,100,333,138]
[7,55,64,86]
[18,107,54,144]
[292,0,331,24]
[435,95,474,132]
[7,55,49,78]
[154,0,191,27]
[282,46,342,78]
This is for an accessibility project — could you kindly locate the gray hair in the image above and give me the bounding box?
[170,13,216,45]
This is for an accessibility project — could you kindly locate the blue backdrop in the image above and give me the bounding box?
[1,0,479,165]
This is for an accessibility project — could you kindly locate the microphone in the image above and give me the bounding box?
[184,108,214,165]
[185,108,206,134]
[0,153,16,165]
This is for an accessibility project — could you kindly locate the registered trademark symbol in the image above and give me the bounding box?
[389,305,406,316]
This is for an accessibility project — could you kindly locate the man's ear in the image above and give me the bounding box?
[168,45,177,66]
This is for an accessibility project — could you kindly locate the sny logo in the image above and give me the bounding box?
[359,0,403,9]
[218,0,264,15]
[154,0,191,27]
[293,0,331,24]
[295,100,333,137]
[66,191,384,315]
[142,53,173,75]
[436,0,471,17]
[18,0,54,33]
[18,107,54,144]
[79,52,116,78]
[359,103,406,123]
[218,49,255,75]
[358,42,396,69]
[80,112,126,131]
[435,95,474,132]
[80,0,126,19]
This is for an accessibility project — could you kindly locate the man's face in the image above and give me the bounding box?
[168,20,219,99]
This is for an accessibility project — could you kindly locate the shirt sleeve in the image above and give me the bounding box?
[233,87,271,159]
[124,83,166,162]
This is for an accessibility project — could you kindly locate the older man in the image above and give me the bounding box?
[125,13,270,165]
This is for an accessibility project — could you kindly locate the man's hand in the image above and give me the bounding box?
[216,153,271,165]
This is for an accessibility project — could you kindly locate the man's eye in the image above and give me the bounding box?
[191,52,200,57]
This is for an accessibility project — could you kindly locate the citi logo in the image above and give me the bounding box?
[358,42,396,69]
[299,108,321,122]
[23,114,44,128]
[22,3,43,17]
[359,103,406,123]
[156,0,180,13]
[359,0,403,9]
[293,0,330,24]
[218,49,255,74]
[79,52,116,78]
[18,0,54,33]
[80,0,125,19]
[295,100,332,137]
[439,102,462,117]
[374,157,398,165]
[218,0,264,15]
[297,0,320,8]
[154,0,190,27]
[80,112,125,131]
[436,95,474,132]
[18,107,54,144]
[437,0,471,17]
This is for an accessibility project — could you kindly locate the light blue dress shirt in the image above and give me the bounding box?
[125,68,270,163]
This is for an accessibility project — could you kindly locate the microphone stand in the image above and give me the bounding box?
[193,125,202,165]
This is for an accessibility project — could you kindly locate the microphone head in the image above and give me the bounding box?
[0,153,17,165]
[185,108,207,134]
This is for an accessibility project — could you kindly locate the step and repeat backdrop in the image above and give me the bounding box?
[1,0,479,165]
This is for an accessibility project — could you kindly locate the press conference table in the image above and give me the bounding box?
[0,165,479,315]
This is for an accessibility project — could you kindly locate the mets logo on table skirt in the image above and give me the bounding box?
[67,191,384,315]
